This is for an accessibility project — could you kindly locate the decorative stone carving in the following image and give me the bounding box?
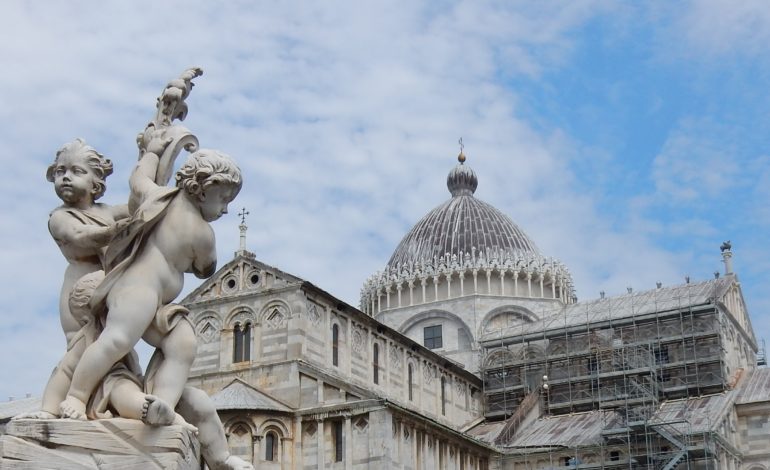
[196,315,222,343]
[352,326,365,355]
[266,307,287,329]
[390,344,402,369]
[306,302,321,326]
[423,362,436,384]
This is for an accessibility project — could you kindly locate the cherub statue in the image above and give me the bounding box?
[60,142,242,421]
[21,139,129,419]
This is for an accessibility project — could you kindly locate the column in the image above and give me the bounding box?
[294,417,303,470]
[345,415,352,470]
[280,437,291,470]
[252,436,261,467]
[316,419,324,470]
[346,318,352,376]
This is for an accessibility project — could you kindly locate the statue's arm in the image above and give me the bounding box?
[129,152,161,198]
[191,224,217,279]
[48,211,115,249]
[110,203,130,220]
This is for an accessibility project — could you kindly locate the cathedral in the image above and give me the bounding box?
[3,152,768,469]
[179,150,770,469]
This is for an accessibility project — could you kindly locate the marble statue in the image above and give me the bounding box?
[12,69,252,470]
[24,139,130,420]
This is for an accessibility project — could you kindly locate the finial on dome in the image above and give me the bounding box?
[458,137,466,164]
[447,140,478,197]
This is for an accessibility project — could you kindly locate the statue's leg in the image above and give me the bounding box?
[143,320,197,410]
[62,288,157,419]
[39,335,86,416]
[177,387,253,470]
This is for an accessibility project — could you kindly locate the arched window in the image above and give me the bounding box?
[408,364,414,401]
[233,322,252,363]
[265,431,277,461]
[332,324,339,367]
[373,343,380,384]
[441,376,447,415]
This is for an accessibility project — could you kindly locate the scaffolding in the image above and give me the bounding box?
[481,279,746,469]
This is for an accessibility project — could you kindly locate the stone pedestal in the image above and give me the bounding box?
[0,418,200,469]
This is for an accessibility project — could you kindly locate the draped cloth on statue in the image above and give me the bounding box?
[88,186,179,316]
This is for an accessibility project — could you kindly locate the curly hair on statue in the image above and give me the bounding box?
[174,149,242,198]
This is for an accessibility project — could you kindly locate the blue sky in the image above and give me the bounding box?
[0,1,767,400]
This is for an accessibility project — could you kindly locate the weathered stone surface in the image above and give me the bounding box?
[0,418,199,469]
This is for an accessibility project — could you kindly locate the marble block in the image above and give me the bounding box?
[0,418,200,469]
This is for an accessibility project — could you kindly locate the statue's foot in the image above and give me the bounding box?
[219,455,254,470]
[12,410,58,420]
[141,395,176,426]
[59,396,87,420]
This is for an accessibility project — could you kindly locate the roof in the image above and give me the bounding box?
[505,410,611,448]
[650,392,735,433]
[0,396,41,420]
[465,420,506,444]
[209,379,292,412]
[737,367,770,404]
[387,161,541,270]
[481,277,733,342]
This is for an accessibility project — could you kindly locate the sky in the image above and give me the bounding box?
[0,0,768,401]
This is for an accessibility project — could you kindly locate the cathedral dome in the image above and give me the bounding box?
[360,150,575,316]
[387,160,539,269]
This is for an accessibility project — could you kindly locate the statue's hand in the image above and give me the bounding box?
[146,134,174,157]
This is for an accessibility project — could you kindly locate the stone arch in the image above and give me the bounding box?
[519,344,545,361]
[479,305,538,337]
[225,306,256,327]
[483,348,515,368]
[224,416,257,435]
[398,309,473,351]
[259,299,291,329]
[224,417,256,464]
[257,418,290,438]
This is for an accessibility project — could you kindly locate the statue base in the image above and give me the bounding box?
[0,418,200,469]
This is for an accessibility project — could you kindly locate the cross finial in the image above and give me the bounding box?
[238,207,250,225]
[458,137,466,164]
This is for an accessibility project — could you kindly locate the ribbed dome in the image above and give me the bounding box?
[387,161,540,269]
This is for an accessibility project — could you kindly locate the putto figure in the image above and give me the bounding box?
[29,139,129,419]
[60,144,242,421]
